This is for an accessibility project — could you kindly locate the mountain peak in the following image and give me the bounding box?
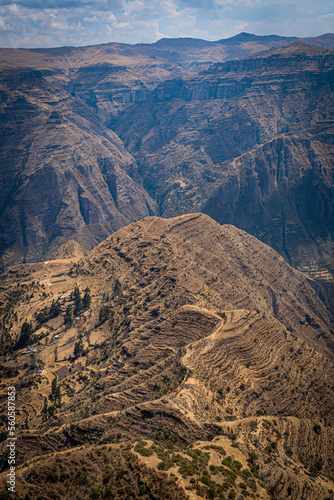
[218,32,296,45]
[268,40,327,56]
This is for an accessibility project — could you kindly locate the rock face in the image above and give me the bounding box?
[0,68,157,269]
[111,42,334,274]
[0,214,333,499]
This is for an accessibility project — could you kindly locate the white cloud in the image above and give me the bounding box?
[84,15,98,21]
[125,0,144,13]
[107,12,117,22]
[163,0,181,18]
[116,21,132,28]
[0,0,333,48]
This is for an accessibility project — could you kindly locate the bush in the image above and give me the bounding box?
[247,478,257,491]
[46,468,58,482]
[90,485,101,499]
[134,441,153,457]
[200,475,210,486]
[157,459,174,470]
[207,487,216,499]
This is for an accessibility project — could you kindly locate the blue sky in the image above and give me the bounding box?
[0,0,333,48]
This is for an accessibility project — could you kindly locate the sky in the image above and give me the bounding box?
[0,0,333,48]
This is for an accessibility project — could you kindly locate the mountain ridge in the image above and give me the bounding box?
[1,32,333,72]
[0,213,333,498]
[107,42,334,289]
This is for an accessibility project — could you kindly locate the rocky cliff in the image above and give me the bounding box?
[110,42,334,277]
[0,68,157,269]
[0,35,333,287]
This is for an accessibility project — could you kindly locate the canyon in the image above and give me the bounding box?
[0,33,333,281]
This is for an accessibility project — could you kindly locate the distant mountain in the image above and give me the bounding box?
[303,32,334,49]
[218,32,296,43]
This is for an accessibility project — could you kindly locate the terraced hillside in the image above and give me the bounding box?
[0,214,333,499]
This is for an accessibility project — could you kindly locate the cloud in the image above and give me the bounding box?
[176,0,218,8]
[0,0,123,8]
[0,0,83,7]
[0,0,333,48]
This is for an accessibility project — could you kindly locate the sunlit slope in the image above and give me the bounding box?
[0,213,333,499]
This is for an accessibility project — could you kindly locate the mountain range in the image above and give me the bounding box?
[0,32,334,500]
[0,33,333,280]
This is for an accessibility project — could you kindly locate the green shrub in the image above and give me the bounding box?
[134,441,153,457]
[247,478,257,491]
[46,468,58,483]
[89,484,101,499]
[200,475,211,486]
[157,459,173,470]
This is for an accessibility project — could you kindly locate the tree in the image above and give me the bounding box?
[113,278,121,295]
[30,354,37,371]
[17,321,32,348]
[73,286,83,315]
[73,338,84,359]
[64,305,73,327]
[51,376,57,395]
[50,376,61,405]
[74,296,83,315]
[42,397,48,421]
[99,305,110,325]
[83,287,91,308]
[35,299,61,324]
[49,299,61,318]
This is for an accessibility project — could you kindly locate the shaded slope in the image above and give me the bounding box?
[0,36,333,277]
[0,68,157,269]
